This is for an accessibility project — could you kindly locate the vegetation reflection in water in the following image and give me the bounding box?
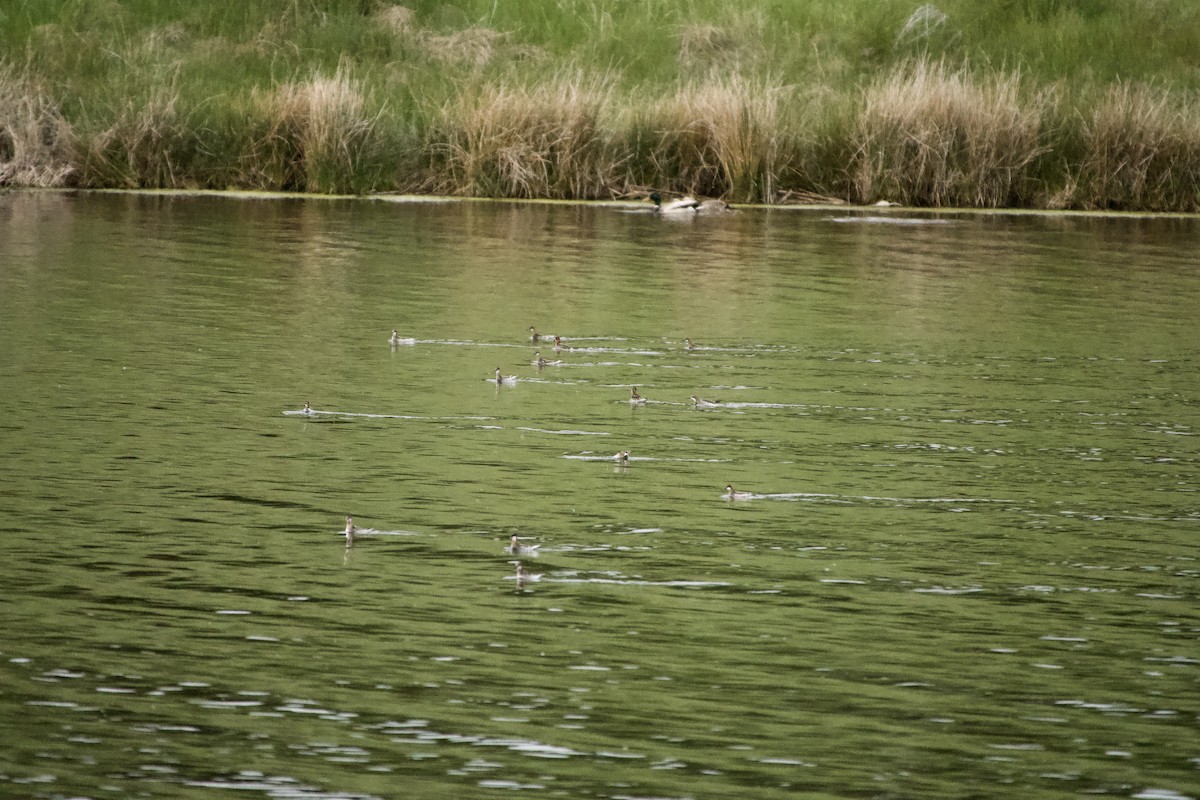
[0,193,1197,800]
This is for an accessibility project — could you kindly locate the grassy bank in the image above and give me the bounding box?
[2,0,1200,210]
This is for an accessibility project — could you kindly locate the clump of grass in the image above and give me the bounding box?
[678,24,740,70]
[373,5,519,68]
[849,59,1046,207]
[0,66,75,187]
[248,62,384,193]
[426,71,617,199]
[422,27,509,68]
[632,74,788,202]
[373,4,417,36]
[1070,82,1200,211]
[676,6,775,73]
[75,77,191,188]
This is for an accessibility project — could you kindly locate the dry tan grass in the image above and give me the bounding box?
[143,22,188,52]
[895,4,949,47]
[850,59,1046,207]
[0,68,75,187]
[677,6,770,73]
[1073,82,1200,211]
[422,27,507,67]
[372,6,508,68]
[80,82,186,187]
[374,4,416,36]
[678,24,739,68]
[645,74,787,202]
[252,62,380,192]
[428,72,617,198]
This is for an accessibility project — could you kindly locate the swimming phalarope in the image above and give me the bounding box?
[690,395,720,408]
[512,560,543,586]
[614,450,630,464]
[302,401,314,415]
[553,335,570,351]
[344,516,359,545]
[629,387,647,405]
[507,535,541,556]
[724,484,753,501]
[532,351,562,368]
[389,329,416,347]
[494,368,517,386]
[685,337,696,350]
[529,326,541,343]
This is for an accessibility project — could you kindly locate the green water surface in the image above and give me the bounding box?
[0,192,1196,799]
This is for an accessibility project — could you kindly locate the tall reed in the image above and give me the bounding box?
[849,59,1046,207]
[426,72,617,199]
[75,78,192,189]
[247,63,386,194]
[1070,83,1200,212]
[631,75,788,203]
[0,68,74,187]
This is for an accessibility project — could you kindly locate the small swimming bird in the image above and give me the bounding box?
[494,368,517,386]
[302,401,314,415]
[507,535,541,556]
[685,337,696,350]
[725,484,753,501]
[512,560,542,587]
[533,351,562,368]
[630,387,647,405]
[691,395,720,408]
[553,335,570,351]
[344,516,358,545]
[615,450,630,464]
[649,191,699,214]
[389,330,415,346]
[529,326,541,343]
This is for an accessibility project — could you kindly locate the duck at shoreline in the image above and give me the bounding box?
[650,191,699,214]
[650,192,734,215]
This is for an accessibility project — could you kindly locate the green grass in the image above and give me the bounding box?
[2,0,1199,208]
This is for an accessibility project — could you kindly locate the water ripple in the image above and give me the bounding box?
[186,772,382,799]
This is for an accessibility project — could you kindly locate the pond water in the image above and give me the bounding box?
[0,191,1197,800]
